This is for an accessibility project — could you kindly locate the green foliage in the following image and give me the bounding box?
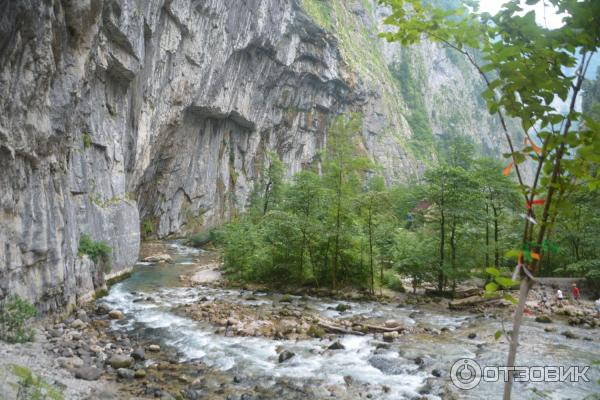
[301,0,333,29]
[381,271,406,292]
[379,3,600,397]
[141,218,155,239]
[78,234,112,272]
[10,364,64,400]
[187,231,215,248]
[218,120,525,294]
[379,0,600,276]
[307,324,326,338]
[389,50,435,158]
[0,297,37,343]
[82,133,91,149]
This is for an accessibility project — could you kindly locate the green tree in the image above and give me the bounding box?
[379,1,600,397]
[474,158,521,268]
[357,176,389,294]
[323,114,372,290]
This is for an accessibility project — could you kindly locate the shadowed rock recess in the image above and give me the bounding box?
[0,0,514,311]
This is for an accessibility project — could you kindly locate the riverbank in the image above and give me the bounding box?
[2,241,598,399]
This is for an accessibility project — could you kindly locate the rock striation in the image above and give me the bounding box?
[0,0,514,311]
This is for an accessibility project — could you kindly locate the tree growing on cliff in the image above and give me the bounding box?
[379,0,600,398]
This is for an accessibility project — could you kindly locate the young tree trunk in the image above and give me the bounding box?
[485,203,490,267]
[438,198,446,292]
[503,277,534,400]
[368,206,375,295]
[492,204,499,268]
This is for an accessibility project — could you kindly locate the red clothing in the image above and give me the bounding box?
[572,287,580,298]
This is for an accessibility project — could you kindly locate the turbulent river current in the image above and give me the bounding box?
[98,242,599,400]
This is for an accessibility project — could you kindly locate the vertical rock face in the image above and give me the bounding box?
[0,0,513,311]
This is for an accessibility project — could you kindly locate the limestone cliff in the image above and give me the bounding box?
[0,0,514,311]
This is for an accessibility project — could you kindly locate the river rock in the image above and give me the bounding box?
[108,355,134,369]
[132,347,146,360]
[383,332,399,343]
[468,333,477,339]
[57,356,84,369]
[70,319,87,329]
[143,254,173,263]
[148,344,161,352]
[368,356,404,375]
[134,369,147,378]
[76,310,90,322]
[535,315,553,323]
[117,368,135,379]
[108,309,124,320]
[278,350,295,363]
[561,331,579,340]
[73,366,102,381]
[384,320,400,328]
[96,304,111,315]
[328,341,346,350]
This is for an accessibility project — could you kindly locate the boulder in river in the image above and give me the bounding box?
[535,315,553,323]
[278,350,295,363]
[148,344,161,352]
[328,341,345,350]
[108,309,124,320]
[561,331,579,340]
[383,332,399,343]
[143,254,173,263]
[384,319,400,328]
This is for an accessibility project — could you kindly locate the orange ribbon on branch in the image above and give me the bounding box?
[525,138,542,156]
[503,162,513,176]
[526,199,545,209]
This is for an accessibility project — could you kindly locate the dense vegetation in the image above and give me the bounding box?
[218,110,600,296]
[217,114,522,293]
[78,234,112,273]
[0,296,37,343]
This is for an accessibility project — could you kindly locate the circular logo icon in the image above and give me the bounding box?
[450,358,482,390]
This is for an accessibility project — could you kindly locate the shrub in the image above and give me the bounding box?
[82,133,91,149]
[382,270,406,293]
[78,234,112,272]
[141,218,155,239]
[280,294,293,303]
[0,296,37,343]
[335,303,350,312]
[307,324,325,338]
[187,231,214,247]
[10,364,63,400]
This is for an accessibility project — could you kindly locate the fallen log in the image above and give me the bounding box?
[363,324,405,333]
[318,320,365,336]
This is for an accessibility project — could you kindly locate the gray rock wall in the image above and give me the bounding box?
[0,0,513,312]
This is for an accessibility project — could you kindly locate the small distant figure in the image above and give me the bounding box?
[595,298,600,319]
[572,283,580,304]
[540,291,549,310]
[556,289,564,305]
